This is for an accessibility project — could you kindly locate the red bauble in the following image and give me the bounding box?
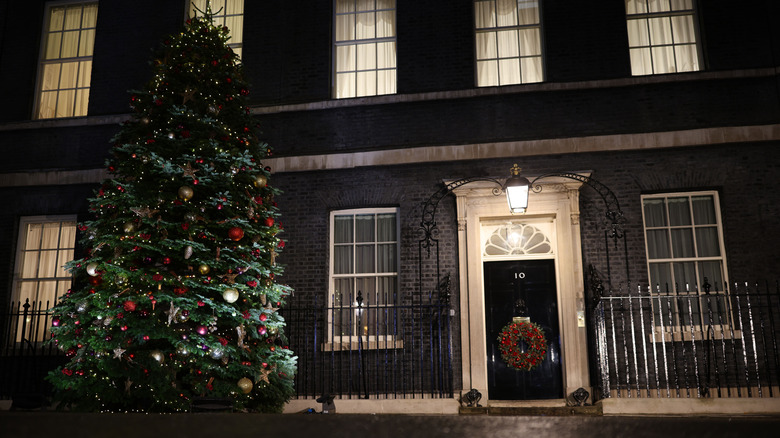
[228,226,244,241]
[264,217,274,227]
[88,275,102,286]
[123,300,137,312]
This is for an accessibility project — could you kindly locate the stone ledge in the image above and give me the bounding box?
[459,404,602,416]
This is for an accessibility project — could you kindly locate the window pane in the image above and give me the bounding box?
[334,246,353,274]
[377,213,396,241]
[675,43,699,72]
[698,261,723,289]
[671,15,695,43]
[377,69,396,94]
[643,198,667,227]
[477,60,499,86]
[45,33,62,59]
[627,19,650,47]
[75,89,89,116]
[357,0,374,12]
[476,32,497,59]
[629,47,652,75]
[57,249,74,277]
[357,43,376,70]
[77,61,92,87]
[59,62,79,89]
[519,28,541,56]
[649,262,672,290]
[376,10,395,38]
[336,45,355,72]
[50,7,65,31]
[21,252,39,278]
[335,14,355,41]
[334,216,353,243]
[496,0,518,27]
[38,251,58,277]
[521,56,542,84]
[626,0,647,14]
[41,64,61,91]
[61,30,79,58]
[356,244,375,273]
[497,30,519,57]
[517,0,540,25]
[356,70,376,96]
[225,16,243,44]
[695,227,720,257]
[499,58,521,85]
[356,12,376,39]
[672,261,697,288]
[64,5,82,30]
[38,92,57,119]
[42,222,63,249]
[377,41,396,68]
[377,243,396,272]
[336,0,355,13]
[671,228,694,257]
[667,197,690,226]
[56,90,75,117]
[82,3,98,26]
[79,29,95,56]
[692,195,715,224]
[646,229,670,259]
[336,72,356,98]
[26,224,42,250]
[648,0,671,13]
[475,1,496,28]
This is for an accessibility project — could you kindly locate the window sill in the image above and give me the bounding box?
[322,339,404,352]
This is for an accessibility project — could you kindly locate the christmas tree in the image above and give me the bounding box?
[46,7,296,413]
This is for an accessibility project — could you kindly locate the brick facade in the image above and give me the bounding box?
[0,0,779,403]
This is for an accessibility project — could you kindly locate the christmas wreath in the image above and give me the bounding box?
[497,321,547,371]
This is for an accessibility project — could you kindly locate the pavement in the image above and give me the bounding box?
[1,411,779,438]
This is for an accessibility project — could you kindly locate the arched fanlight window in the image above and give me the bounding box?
[483,223,552,256]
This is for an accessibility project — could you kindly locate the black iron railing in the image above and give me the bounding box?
[591,281,780,400]
[282,290,454,400]
[1,300,64,399]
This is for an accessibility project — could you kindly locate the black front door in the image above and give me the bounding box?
[484,259,563,400]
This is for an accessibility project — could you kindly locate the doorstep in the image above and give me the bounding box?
[460,404,602,416]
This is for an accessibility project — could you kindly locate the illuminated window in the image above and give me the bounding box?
[625,0,701,75]
[330,208,399,339]
[10,217,77,343]
[642,192,729,328]
[474,0,543,87]
[334,0,397,98]
[35,2,98,119]
[189,0,244,58]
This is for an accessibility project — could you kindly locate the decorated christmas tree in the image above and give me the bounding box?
[46,7,296,413]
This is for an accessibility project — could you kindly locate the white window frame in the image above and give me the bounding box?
[641,191,733,337]
[10,216,77,344]
[188,0,244,58]
[474,0,544,87]
[34,1,98,119]
[327,207,402,349]
[333,0,397,99]
[625,0,702,76]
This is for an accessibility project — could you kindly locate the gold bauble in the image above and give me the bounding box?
[178,185,194,201]
[237,377,253,394]
[253,174,267,188]
[198,264,210,275]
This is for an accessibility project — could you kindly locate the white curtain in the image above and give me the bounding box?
[645,196,722,289]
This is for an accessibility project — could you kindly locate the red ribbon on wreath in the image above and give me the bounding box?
[497,321,547,371]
